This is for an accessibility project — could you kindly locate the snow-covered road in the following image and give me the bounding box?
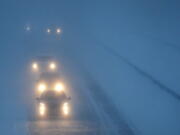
[27,62,135,135]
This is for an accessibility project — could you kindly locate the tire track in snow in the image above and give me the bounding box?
[79,69,137,135]
[92,38,180,101]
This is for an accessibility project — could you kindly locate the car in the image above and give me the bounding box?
[31,56,71,119]
[31,56,58,73]
[35,72,71,119]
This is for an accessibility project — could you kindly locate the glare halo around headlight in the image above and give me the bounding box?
[49,62,56,70]
[32,62,38,71]
[37,83,47,93]
[54,82,64,92]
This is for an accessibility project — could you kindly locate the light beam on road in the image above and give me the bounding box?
[39,102,46,116]
[62,102,69,116]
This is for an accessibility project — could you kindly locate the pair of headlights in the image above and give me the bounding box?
[46,28,61,34]
[32,62,57,71]
[37,82,64,93]
[39,102,69,117]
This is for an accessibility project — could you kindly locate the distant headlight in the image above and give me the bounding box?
[62,102,69,116]
[49,62,56,70]
[32,62,38,71]
[37,83,47,93]
[39,102,46,116]
[56,28,61,34]
[54,82,64,92]
[47,28,51,33]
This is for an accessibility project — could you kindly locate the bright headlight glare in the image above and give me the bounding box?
[56,28,61,34]
[62,102,69,115]
[38,83,47,93]
[47,28,51,33]
[54,82,64,92]
[49,62,56,70]
[32,62,38,70]
[39,102,46,116]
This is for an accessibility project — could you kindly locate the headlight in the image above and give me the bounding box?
[47,28,51,33]
[56,28,61,34]
[37,83,47,93]
[39,102,46,116]
[32,62,38,71]
[49,62,56,70]
[62,102,69,116]
[54,82,64,92]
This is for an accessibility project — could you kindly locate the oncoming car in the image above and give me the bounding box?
[31,56,71,119]
[31,56,58,73]
[35,72,71,119]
